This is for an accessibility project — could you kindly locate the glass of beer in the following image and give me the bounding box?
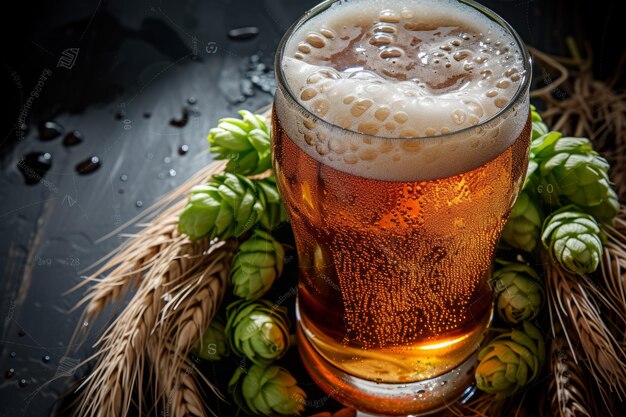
[272,0,531,414]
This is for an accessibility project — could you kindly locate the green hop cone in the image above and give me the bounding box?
[530,105,548,140]
[226,299,291,365]
[475,321,546,395]
[541,205,603,275]
[502,191,543,252]
[531,131,618,223]
[492,263,544,324]
[230,230,285,300]
[257,176,289,230]
[193,318,229,361]
[208,110,272,175]
[228,364,306,416]
[178,173,264,240]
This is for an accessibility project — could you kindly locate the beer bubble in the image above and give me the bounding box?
[343,95,356,105]
[370,34,393,46]
[358,120,381,135]
[374,106,391,121]
[424,127,436,136]
[510,74,521,82]
[384,122,396,131]
[303,133,315,145]
[494,97,508,108]
[451,39,461,47]
[316,143,329,155]
[359,148,379,160]
[496,79,510,89]
[380,47,403,59]
[300,88,318,101]
[320,28,335,39]
[505,67,519,77]
[400,139,421,150]
[343,153,359,164]
[317,130,328,142]
[451,109,467,125]
[486,89,498,97]
[379,9,401,23]
[307,74,322,84]
[294,53,304,60]
[393,111,409,124]
[374,24,397,33]
[463,63,474,72]
[303,119,316,129]
[440,127,451,134]
[400,9,414,19]
[298,43,312,54]
[312,98,330,116]
[440,44,452,51]
[480,69,493,79]
[351,99,374,117]
[306,33,326,48]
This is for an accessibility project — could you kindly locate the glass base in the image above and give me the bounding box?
[296,323,478,416]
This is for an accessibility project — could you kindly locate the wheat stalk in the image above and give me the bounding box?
[70,160,227,328]
[550,326,593,417]
[544,252,626,408]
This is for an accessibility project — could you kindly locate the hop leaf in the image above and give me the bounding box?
[475,322,546,395]
[541,205,603,275]
[530,105,548,140]
[226,299,291,366]
[208,110,272,175]
[193,318,229,361]
[502,191,543,252]
[492,263,544,324]
[178,173,265,240]
[531,131,618,223]
[228,364,306,416]
[230,230,285,300]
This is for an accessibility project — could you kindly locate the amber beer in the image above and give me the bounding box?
[273,0,531,414]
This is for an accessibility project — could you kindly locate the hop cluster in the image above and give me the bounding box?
[225,299,291,366]
[230,230,285,300]
[502,191,543,252]
[541,206,603,275]
[208,110,272,175]
[193,318,229,361]
[530,131,618,223]
[229,364,306,416]
[476,322,546,395]
[492,263,544,324]
[178,174,287,241]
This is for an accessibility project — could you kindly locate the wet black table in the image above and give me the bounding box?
[0,0,620,415]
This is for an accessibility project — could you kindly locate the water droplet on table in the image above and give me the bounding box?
[228,26,259,40]
[187,96,197,105]
[120,174,128,182]
[42,355,51,363]
[38,121,64,141]
[178,144,189,155]
[136,200,143,208]
[75,156,101,175]
[19,378,28,388]
[169,108,190,127]
[5,368,15,378]
[63,130,83,146]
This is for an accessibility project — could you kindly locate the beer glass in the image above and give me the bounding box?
[272,0,531,414]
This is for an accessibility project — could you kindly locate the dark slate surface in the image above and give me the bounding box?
[0,0,620,415]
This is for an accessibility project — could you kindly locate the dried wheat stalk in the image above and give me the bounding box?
[545,252,626,407]
[529,44,626,200]
[70,160,227,328]
[550,326,593,417]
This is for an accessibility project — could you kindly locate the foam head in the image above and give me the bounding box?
[276,0,529,181]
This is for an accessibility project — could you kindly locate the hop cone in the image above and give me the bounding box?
[178,173,264,240]
[531,131,618,223]
[228,364,306,416]
[492,263,544,324]
[475,322,546,395]
[502,191,543,252]
[208,110,272,175]
[193,318,229,361]
[541,206,603,275]
[226,299,291,365]
[256,176,289,230]
[230,230,285,300]
[530,105,548,140]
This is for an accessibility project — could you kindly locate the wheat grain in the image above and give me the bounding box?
[545,253,626,407]
[550,327,593,417]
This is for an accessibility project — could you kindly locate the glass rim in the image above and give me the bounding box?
[274,0,532,142]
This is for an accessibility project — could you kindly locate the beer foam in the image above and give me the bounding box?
[277,0,529,181]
